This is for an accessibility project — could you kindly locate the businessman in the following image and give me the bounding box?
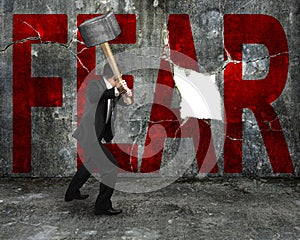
[65,63,132,216]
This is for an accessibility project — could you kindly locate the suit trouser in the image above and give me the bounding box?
[66,142,118,210]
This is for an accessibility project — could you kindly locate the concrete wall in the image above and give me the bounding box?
[0,0,299,177]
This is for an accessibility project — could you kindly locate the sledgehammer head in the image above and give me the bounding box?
[78,11,121,48]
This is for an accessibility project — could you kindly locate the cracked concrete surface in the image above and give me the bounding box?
[0,0,299,177]
[0,178,300,239]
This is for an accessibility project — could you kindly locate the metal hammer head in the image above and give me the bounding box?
[78,12,121,48]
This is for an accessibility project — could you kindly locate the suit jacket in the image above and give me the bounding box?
[73,77,125,147]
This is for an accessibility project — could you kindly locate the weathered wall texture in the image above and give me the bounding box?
[0,0,299,177]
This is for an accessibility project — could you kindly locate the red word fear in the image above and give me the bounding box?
[12,14,294,174]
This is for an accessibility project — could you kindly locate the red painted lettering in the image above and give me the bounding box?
[13,14,67,173]
[224,14,294,173]
[141,14,218,173]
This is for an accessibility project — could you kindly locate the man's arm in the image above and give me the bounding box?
[86,81,116,104]
[115,79,133,106]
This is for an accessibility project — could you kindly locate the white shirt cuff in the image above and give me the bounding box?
[114,87,119,97]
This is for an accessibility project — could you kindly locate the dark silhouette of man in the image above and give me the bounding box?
[65,63,132,215]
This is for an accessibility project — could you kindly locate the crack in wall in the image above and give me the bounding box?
[0,36,40,53]
[0,21,90,73]
[262,116,286,132]
[226,135,243,141]
[95,0,111,13]
[244,51,289,64]
[245,114,284,132]
[211,46,289,76]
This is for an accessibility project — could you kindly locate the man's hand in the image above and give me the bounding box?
[117,79,132,97]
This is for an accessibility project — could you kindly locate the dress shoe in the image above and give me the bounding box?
[65,190,89,202]
[95,207,122,216]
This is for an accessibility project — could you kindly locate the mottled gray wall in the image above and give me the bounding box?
[0,0,299,177]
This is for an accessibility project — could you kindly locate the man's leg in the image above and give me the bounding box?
[65,164,91,202]
[95,143,121,215]
[96,182,114,210]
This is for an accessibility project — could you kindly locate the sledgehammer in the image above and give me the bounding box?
[78,12,132,105]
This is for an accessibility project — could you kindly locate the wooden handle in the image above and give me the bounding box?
[100,42,132,105]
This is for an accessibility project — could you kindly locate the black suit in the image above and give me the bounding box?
[66,77,125,211]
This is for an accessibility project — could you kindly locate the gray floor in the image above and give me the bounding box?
[0,177,300,240]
